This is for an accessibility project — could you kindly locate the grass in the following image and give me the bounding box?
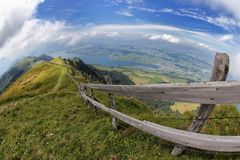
[0,58,240,159]
[0,91,185,160]
[53,65,68,91]
[51,57,65,65]
[0,58,72,101]
[170,102,199,114]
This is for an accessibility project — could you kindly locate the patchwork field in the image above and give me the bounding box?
[95,65,200,113]
[94,65,193,85]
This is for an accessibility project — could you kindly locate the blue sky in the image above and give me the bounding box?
[36,0,239,34]
[0,0,240,77]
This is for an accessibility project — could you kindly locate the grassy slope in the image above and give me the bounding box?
[0,57,70,101]
[0,58,239,159]
[0,55,52,94]
[171,102,199,114]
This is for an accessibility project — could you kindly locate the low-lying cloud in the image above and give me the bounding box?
[148,34,180,43]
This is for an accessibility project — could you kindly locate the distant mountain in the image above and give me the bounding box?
[0,54,52,94]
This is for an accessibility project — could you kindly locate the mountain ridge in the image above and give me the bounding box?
[0,56,239,159]
[0,54,53,94]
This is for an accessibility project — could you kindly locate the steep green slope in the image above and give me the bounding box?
[0,55,52,94]
[0,57,239,159]
[66,58,134,85]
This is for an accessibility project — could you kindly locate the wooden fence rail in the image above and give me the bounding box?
[85,80,240,104]
[80,84,240,152]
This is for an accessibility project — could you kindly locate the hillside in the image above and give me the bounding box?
[0,57,71,101]
[0,57,239,159]
[0,55,52,94]
[65,58,134,85]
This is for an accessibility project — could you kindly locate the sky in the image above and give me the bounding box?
[0,0,240,78]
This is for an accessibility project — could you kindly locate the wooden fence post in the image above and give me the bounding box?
[90,88,98,114]
[88,78,98,114]
[105,76,119,129]
[171,53,229,156]
[81,83,88,105]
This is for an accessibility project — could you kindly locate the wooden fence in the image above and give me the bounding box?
[86,80,240,104]
[72,53,240,155]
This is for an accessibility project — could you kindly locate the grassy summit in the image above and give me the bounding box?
[0,57,239,159]
[0,58,73,101]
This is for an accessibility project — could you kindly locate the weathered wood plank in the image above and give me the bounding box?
[81,89,240,152]
[172,53,229,155]
[85,81,240,104]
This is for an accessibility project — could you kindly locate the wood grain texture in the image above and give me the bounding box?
[80,87,240,152]
[85,79,240,104]
[172,53,229,155]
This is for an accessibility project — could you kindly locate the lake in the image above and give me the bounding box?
[54,53,158,69]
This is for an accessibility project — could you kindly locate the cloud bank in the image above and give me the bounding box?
[0,0,67,59]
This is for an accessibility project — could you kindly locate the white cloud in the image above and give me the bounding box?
[203,0,240,20]
[182,0,240,21]
[0,0,44,47]
[220,34,233,41]
[148,34,180,43]
[116,10,134,17]
[0,19,66,58]
[197,42,210,49]
[206,16,240,31]
[162,34,180,43]
[148,35,162,40]
[0,0,72,59]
